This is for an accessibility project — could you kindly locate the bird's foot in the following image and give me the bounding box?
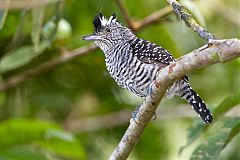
[131,106,140,123]
[152,112,157,120]
[131,105,157,123]
[147,83,154,95]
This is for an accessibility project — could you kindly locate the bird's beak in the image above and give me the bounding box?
[82,34,102,41]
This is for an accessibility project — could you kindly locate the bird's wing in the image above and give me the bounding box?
[130,38,189,82]
[130,38,175,65]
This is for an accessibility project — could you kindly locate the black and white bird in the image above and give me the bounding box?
[82,13,212,123]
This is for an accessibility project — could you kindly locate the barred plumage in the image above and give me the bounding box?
[82,13,213,123]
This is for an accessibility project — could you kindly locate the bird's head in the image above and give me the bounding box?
[82,13,135,52]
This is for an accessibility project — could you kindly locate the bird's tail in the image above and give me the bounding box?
[180,85,213,123]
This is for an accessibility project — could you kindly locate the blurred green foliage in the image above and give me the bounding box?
[0,119,86,159]
[0,0,239,159]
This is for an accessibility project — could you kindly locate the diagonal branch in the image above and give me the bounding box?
[116,3,173,32]
[168,0,218,41]
[134,5,173,31]
[0,44,97,91]
[108,38,240,160]
[115,0,135,30]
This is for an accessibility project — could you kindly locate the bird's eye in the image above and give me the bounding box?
[106,28,111,32]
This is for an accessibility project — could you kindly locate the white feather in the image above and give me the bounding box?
[100,15,116,26]
[100,16,108,26]
[107,16,116,25]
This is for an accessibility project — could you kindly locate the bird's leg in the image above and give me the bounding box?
[147,82,154,95]
[152,112,157,120]
[131,105,157,122]
[146,82,157,120]
[131,105,140,123]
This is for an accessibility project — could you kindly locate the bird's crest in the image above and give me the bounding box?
[93,13,117,32]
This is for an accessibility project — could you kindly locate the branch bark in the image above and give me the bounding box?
[115,1,173,31]
[168,0,218,41]
[115,0,135,30]
[0,44,97,91]
[134,5,173,31]
[116,3,173,31]
[108,38,240,160]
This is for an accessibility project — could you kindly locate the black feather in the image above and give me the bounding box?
[111,13,116,19]
[93,13,103,32]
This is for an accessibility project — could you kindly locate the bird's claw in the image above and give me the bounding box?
[152,112,157,120]
[131,105,157,123]
[147,83,154,95]
[131,106,140,123]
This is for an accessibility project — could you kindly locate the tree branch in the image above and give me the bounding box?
[116,3,173,31]
[167,0,218,41]
[134,5,173,31]
[108,38,240,160]
[64,109,131,133]
[64,105,240,133]
[0,44,97,91]
[115,0,135,30]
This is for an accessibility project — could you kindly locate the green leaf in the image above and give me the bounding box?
[179,121,205,154]
[0,145,47,160]
[190,119,240,160]
[0,119,86,159]
[0,3,8,29]
[222,122,240,149]
[0,42,49,73]
[212,91,240,119]
[135,124,169,160]
[180,90,240,154]
[0,118,58,147]
[31,6,45,49]
[37,129,86,159]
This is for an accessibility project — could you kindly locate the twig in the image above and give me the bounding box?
[134,5,173,31]
[64,105,240,133]
[167,0,218,41]
[109,38,240,160]
[115,0,134,30]
[116,3,173,31]
[0,44,97,91]
[64,109,131,133]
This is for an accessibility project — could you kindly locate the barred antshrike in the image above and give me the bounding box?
[82,13,212,123]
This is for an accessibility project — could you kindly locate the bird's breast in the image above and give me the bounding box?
[104,45,159,97]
